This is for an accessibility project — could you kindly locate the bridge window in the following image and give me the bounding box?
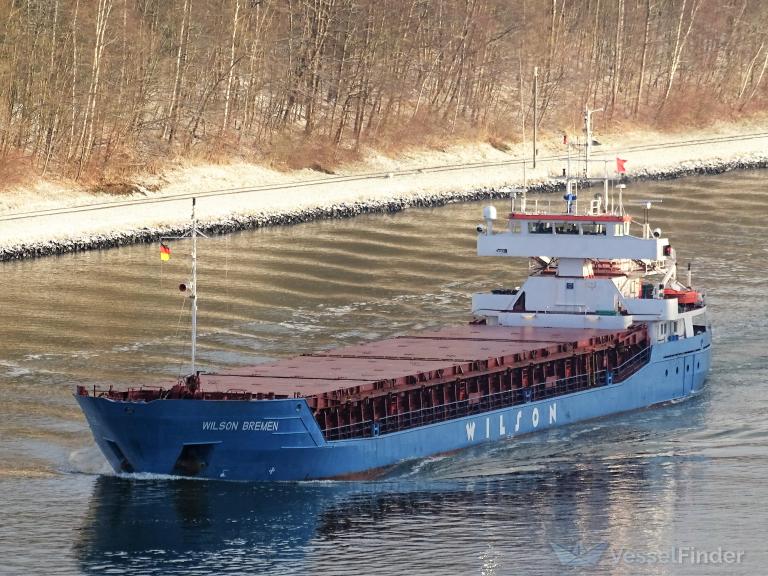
[555,223,579,235]
[529,222,553,234]
[582,224,606,236]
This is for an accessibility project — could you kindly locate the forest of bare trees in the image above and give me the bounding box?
[1,0,767,182]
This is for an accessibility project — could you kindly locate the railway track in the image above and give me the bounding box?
[1,131,767,223]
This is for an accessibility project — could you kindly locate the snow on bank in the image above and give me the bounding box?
[1,120,767,261]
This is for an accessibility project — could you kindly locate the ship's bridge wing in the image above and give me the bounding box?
[477,213,669,261]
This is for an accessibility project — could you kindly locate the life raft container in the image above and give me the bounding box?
[663,288,699,305]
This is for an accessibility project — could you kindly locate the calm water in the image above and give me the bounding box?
[0,171,767,575]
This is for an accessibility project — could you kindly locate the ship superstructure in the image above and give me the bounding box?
[473,182,706,347]
[75,176,711,481]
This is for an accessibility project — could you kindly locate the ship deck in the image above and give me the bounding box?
[200,325,634,398]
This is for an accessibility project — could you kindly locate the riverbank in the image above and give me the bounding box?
[1,119,767,261]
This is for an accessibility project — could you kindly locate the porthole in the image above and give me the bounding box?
[676,367,679,374]
[697,362,700,369]
[686,365,690,372]
[665,369,669,377]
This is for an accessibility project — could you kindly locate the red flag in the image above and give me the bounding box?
[563,133,568,145]
[616,157,627,173]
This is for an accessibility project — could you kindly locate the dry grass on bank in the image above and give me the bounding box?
[4,105,768,202]
[0,152,36,192]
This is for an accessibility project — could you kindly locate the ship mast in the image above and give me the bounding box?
[160,198,205,383]
[190,197,198,376]
[583,106,602,178]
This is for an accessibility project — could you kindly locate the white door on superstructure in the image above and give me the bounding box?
[684,356,694,395]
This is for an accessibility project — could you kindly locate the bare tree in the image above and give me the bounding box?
[658,0,701,113]
[1,0,768,183]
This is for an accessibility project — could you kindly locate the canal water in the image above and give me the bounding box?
[0,171,766,575]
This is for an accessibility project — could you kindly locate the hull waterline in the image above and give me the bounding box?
[77,334,710,481]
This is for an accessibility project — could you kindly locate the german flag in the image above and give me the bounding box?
[160,243,171,262]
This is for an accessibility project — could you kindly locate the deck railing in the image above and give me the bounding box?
[322,346,651,441]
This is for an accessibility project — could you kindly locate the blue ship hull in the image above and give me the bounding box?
[76,334,711,481]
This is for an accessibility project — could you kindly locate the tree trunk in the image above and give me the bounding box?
[76,0,113,177]
[609,0,624,116]
[165,0,191,143]
[634,0,651,117]
[222,0,241,133]
[659,0,700,113]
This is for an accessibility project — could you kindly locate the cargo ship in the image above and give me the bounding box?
[75,176,711,481]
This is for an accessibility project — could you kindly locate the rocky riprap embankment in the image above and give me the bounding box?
[627,157,768,181]
[1,156,766,262]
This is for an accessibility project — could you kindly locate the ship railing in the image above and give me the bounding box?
[323,346,651,441]
[613,346,652,382]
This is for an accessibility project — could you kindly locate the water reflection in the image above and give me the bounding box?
[4,170,768,575]
[75,407,704,576]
